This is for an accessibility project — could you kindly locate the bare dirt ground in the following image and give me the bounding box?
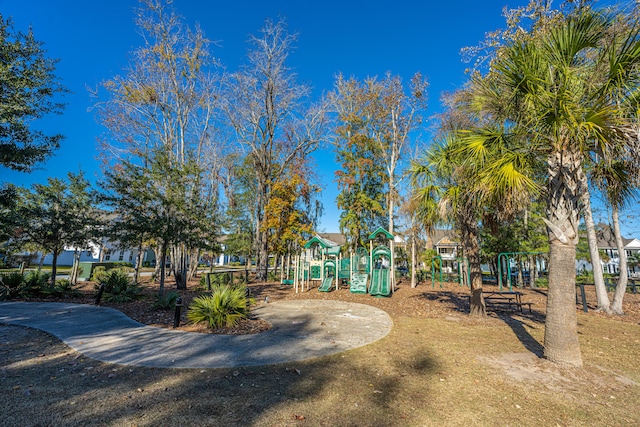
[2,276,639,426]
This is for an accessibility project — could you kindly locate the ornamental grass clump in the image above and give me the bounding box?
[98,268,142,303]
[187,285,251,328]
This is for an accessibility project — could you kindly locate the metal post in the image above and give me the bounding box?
[173,297,183,328]
[245,287,251,311]
[94,283,105,305]
[580,284,588,313]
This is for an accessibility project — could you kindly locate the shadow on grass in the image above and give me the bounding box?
[1,324,441,427]
[412,290,470,314]
[499,315,544,357]
[412,289,546,358]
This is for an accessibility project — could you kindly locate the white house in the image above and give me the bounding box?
[578,226,640,276]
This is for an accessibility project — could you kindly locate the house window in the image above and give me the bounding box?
[105,250,111,261]
[129,252,134,262]
[119,251,124,261]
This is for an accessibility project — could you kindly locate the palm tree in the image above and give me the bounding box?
[460,8,640,366]
[411,136,493,316]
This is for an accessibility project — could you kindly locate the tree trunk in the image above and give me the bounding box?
[530,255,538,288]
[543,242,582,366]
[134,241,144,284]
[580,173,610,312]
[542,150,582,367]
[154,244,162,281]
[610,206,628,315]
[461,212,485,317]
[188,248,200,282]
[50,251,59,285]
[175,245,188,290]
[517,257,524,288]
[159,241,167,297]
[70,249,80,285]
[411,234,417,288]
[257,229,269,281]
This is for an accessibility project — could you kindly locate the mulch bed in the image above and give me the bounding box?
[22,276,640,333]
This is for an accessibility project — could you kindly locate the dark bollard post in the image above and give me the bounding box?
[94,283,106,305]
[245,288,251,311]
[580,284,588,313]
[173,297,183,328]
[205,273,211,291]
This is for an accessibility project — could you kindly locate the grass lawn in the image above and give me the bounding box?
[1,281,639,426]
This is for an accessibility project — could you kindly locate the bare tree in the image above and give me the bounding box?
[93,0,224,290]
[223,19,328,281]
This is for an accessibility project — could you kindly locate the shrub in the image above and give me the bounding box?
[91,266,108,283]
[0,272,26,300]
[24,270,50,290]
[187,285,252,328]
[153,291,180,310]
[534,277,549,288]
[97,268,142,303]
[40,279,82,298]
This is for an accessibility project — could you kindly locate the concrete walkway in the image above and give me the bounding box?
[0,300,392,369]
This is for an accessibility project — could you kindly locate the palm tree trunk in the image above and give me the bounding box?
[460,211,485,317]
[610,206,628,314]
[579,172,610,312]
[542,150,582,367]
[543,241,582,365]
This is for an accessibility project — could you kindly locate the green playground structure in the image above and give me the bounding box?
[369,244,392,297]
[292,226,396,297]
[318,275,334,292]
[350,272,369,294]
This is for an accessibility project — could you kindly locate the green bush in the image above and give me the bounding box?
[97,268,141,303]
[0,271,27,300]
[153,291,179,310]
[24,270,50,289]
[91,266,108,283]
[40,279,82,298]
[187,285,252,328]
[534,277,549,288]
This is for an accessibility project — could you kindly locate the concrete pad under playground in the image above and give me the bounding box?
[0,300,393,369]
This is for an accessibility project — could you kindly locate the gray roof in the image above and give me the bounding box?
[429,229,459,247]
[595,224,632,249]
[318,233,347,246]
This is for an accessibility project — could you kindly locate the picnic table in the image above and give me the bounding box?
[482,290,533,314]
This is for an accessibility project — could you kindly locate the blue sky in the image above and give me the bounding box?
[2,0,638,238]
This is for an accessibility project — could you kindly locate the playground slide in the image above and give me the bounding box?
[350,272,368,294]
[318,276,334,292]
[369,268,391,297]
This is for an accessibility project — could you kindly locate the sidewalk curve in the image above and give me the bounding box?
[0,300,392,369]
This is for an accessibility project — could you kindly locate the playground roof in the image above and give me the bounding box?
[304,235,341,250]
[368,227,394,241]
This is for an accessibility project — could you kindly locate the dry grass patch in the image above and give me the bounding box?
[2,279,640,426]
[2,299,639,426]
